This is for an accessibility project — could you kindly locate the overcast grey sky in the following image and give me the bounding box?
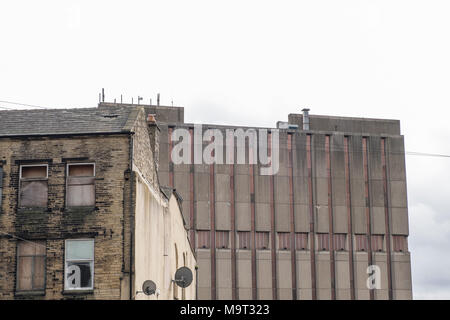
[1,0,449,299]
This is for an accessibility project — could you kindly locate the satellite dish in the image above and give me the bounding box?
[142,280,157,295]
[174,267,193,288]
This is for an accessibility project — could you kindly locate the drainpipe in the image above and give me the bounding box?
[302,108,310,130]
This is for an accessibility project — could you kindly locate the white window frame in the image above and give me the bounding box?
[64,239,95,291]
[66,163,96,207]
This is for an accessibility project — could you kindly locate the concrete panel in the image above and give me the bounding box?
[373,253,389,291]
[332,178,346,206]
[350,179,366,207]
[316,253,331,289]
[350,136,364,180]
[369,137,383,180]
[257,251,272,289]
[236,251,252,289]
[274,176,290,204]
[391,208,409,235]
[388,154,406,181]
[215,173,230,202]
[298,289,313,300]
[352,206,367,234]
[292,133,308,177]
[315,178,329,206]
[255,202,271,232]
[371,207,386,235]
[195,173,210,201]
[174,172,190,200]
[354,253,369,289]
[238,288,252,300]
[235,174,250,202]
[333,206,348,233]
[275,203,290,232]
[276,145,289,177]
[356,289,370,300]
[278,288,292,300]
[392,259,412,290]
[236,202,251,231]
[294,204,310,232]
[258,288,273,300]
[370,180,385,207]
[216,202,231,230]
[316,206,329,233]
[197,287,211,300]
[196,201,210,229]
[217,252,232,299]
[158,170,170,187]
[293,176,309,205]
[197,254,211,288]
[313,134,327,178]
[375,289,389,300]
[394,290,412,300]
[390,181,408,207]
[331,134,346,179]
[317,289,332,300]
[335,252,350,289]
[336,289,351,300]
[255,175,270,203]
[277,251,292,289]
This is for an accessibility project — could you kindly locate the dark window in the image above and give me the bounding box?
[19,165,48,207]
[317,233,329,251]
[295,233,308,250]
[216,231,229,249]
[334,234,347,251]
[371,235,384,252]
[255,232,269,250]
[355,234,368,251]
[67,164,95,207]
[277,232,290,250]
[197,231,210,249]
[16,241,46,291]
[393,235,408,252]
[65,239,94,290]
[238,231,250,249]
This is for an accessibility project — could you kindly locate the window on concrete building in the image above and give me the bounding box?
[317,233,329,251]
[333,234,347,251]
[216,231,229,249]
[371,235,384,252]
[66,163,95,207]
[355,234,368,252]
[277,232,290,250]
[19,164,48,207]
[16,240,46,292]
[393,235,408,252]
[197,231,210,249]
[295,233,308,250]
[65,239,94,291]
[255,232,269,250]
[238,231,250,249]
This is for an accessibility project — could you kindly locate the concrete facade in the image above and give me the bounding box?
[0,106,196,299]
[98,102,412,300]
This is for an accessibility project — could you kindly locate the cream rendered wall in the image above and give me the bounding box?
[133,171,196,300]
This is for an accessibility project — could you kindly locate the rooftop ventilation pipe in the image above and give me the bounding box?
[302,108,310,130]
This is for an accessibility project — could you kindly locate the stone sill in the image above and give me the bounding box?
[64,206,96,214]
[17,207,47,214]
[63,290,94,295]
[15,290,45,297]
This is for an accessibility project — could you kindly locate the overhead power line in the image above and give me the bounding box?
[0,99,49,109]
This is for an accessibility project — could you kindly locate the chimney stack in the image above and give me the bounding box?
[302,108,310,130]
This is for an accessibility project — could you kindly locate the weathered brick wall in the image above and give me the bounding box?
[0,134,131,299]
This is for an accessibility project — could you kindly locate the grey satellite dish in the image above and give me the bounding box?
[174,267,193,288]
[142,280,157,295]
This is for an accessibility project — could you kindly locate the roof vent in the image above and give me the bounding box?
[301,108,310,130]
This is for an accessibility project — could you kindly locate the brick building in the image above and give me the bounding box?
[0,106,196,299]
[98,102,412,300]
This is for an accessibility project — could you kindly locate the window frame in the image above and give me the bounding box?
[64,239,95,291]
[16,240,47,292]
[65,163,96,207]
[19,164,49,208]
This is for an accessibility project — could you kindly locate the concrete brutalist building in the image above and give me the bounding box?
[98,102,412,300]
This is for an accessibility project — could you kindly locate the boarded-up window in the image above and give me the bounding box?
[278,232,290,250]
[197,231,210,249]
[334,234,347,251]
[295,233,308,250]
[67,164,95,207]
[393,235,408,252]
[216,231,229,249]
[255,232,269,249]
[238,231,250,249]
[19,165,48,207]
[16,241,46,291]
[371,235,384,252]
[317,233,329,251]
[65,239,94,290]
[355,234,368,251]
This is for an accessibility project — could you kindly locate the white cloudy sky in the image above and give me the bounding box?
[1,0,449,299]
